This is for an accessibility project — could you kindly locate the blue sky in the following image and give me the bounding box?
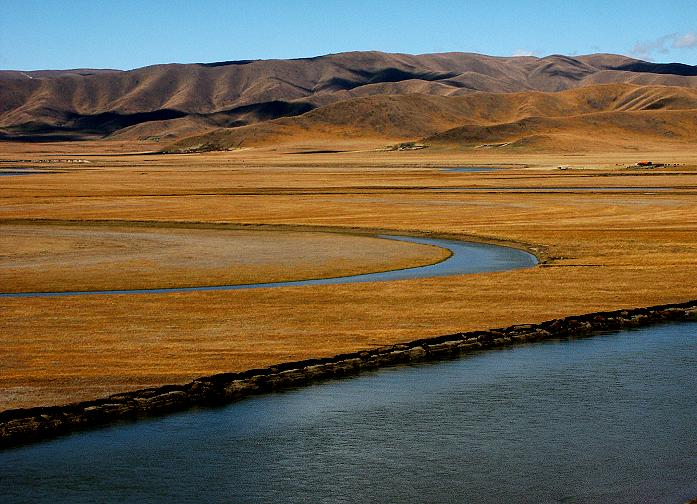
[1,0,696,70]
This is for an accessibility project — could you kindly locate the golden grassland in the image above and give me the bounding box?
[1,141,697,409]
[0,224,448,293]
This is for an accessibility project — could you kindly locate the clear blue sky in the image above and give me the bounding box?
[1,0,696,70]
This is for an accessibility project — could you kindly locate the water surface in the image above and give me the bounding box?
[1,322,695,503]
[0,171,53,176]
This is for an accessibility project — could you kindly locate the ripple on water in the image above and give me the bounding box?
[1,322,696,503]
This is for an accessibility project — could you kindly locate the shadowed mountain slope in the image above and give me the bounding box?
[165,84,697,152]
[2,51,697,141]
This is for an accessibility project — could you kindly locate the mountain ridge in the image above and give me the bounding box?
[2,51,697,145]
[162,83,697,152]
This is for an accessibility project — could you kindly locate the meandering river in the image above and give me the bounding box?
[2,230,693,502]
[0,234,537,298]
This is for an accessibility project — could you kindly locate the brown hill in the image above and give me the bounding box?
[2,51,697,141]
[425,110,697,151]
[165,84,697,152]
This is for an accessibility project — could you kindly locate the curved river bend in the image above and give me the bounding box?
[1,322,695,502]
[0,234,538,298]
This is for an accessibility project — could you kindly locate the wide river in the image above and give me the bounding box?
[1,321,695,503]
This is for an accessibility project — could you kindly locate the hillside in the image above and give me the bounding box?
[2,51,697,142]
[424,110,697,151]
[165,83,697,152]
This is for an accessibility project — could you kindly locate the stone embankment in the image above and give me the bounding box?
[2,300,696,449]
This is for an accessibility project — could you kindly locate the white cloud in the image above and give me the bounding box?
[513,49,536,57]
[631,32,697,60]
[630,33,675,60]
[673,33,697,49]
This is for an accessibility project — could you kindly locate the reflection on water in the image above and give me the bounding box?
[1,322,695,503]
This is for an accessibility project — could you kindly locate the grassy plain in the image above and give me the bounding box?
[0,224,448,293]
[1,141,697,409]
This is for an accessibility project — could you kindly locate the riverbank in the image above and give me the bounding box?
[0,223,456,295]
[0,227,538,298]
[2,299,695,449]
[2,147,697,412]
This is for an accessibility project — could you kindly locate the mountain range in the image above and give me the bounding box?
[2,51,697,150]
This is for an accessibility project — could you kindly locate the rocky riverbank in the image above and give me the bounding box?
[2,300,696,449]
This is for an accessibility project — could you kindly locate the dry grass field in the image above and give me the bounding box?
[1,141,697,409]
[0,224,448,293]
